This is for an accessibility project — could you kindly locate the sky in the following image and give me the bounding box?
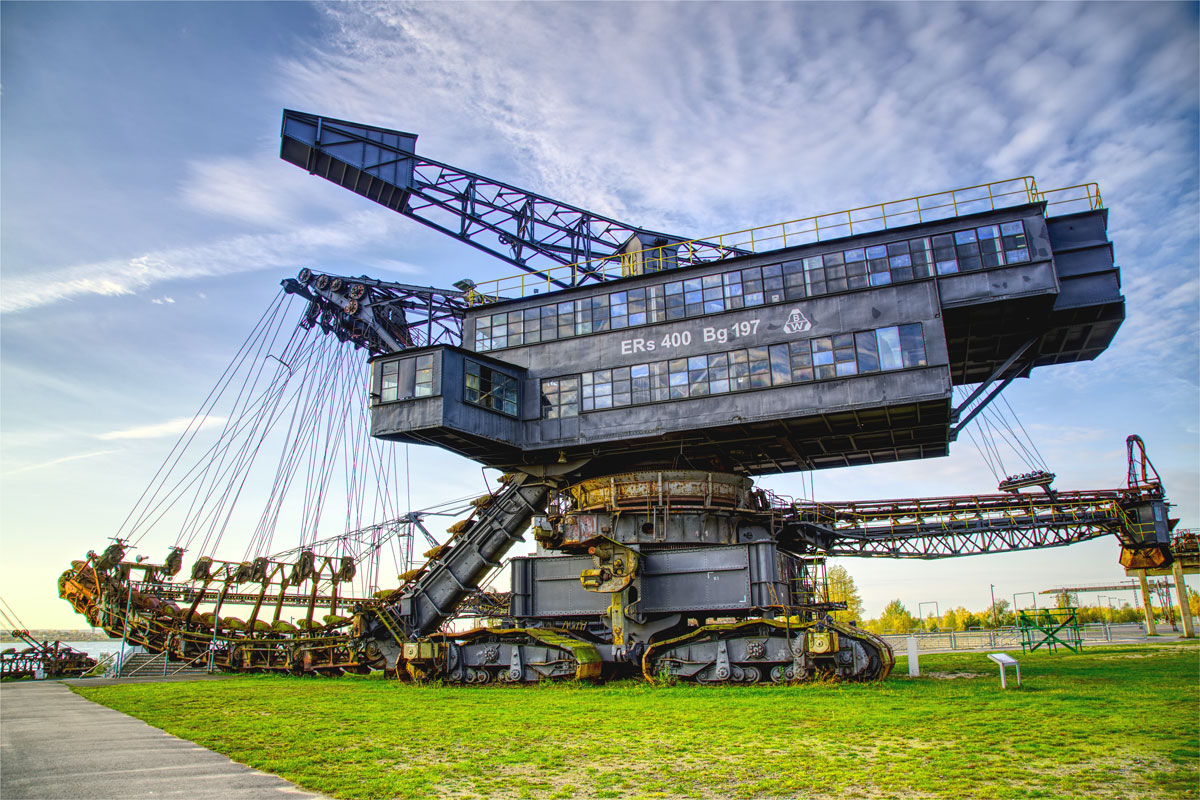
[2,1,1197,628]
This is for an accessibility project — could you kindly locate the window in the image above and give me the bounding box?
[684,278,704,316]
[954,229,982,272]
[1001,220,1030,263]
[790,341,813,383]
[723,272,745,309]
[833,333,857,377]
[811,336,836,380]
[748,346,771,388]
[522,309,541,344]
[803,257,824,297]
[563,322,929,412]
[414,354,434,397]
[668,358,689,399]
[822,252,847,294]
[475,317,492,351]
[843,248,868,290]
[769,344,791,385]
[688,355,709,397]
[855,331,880,373]
[556,299,571,338]
[472,219,1028,351]
[933,234,958,275]
[613,366,632,407]
[782,260,807,300]
[376,354,435,403]
[742,267,765,307]
[380,360,401,403]
[540,305,558,343]
[899,323,927,367]
[730,349,749,391]
[977,225,1004,268]
[610,291,629,330]
[647,285,666,323]
[665,281,686,320]
[763,264,785,304]
[876,327,904,371]
[465,361,517,416]
[541,377,578,419]
[506,309,524,347]
[703,352,726,394]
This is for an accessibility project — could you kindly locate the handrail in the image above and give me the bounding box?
[462,176,1106,305]
[123,650,166,677]
[168,650,211,675]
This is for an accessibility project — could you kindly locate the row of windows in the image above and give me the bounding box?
[540,324,928,417]
[465,361,518,417]
[379,354,435,403]
[477,221,1028,352]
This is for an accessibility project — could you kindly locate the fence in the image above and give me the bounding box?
[878,622,1149,653]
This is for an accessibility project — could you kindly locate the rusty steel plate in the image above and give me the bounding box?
[566,471,753,511]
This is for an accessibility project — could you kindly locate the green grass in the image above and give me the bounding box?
[73,642,1198,800]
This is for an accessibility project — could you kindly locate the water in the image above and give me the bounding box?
[27,640,131,661]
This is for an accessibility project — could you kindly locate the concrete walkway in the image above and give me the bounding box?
[0,679,330,799]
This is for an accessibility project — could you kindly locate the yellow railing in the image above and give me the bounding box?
[1039,183,1104,215]
[464,176,1103,306]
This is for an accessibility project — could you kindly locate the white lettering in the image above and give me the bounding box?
[622,338,651,354]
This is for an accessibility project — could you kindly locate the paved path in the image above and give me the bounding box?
[0,679,330,799]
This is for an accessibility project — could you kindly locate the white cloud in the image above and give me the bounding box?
[0,210,398,314]
[95,415,227,441]
[281,2,1196,252]
[1,449,119,477]
[180,156,298,229]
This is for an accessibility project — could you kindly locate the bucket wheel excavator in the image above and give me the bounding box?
[58,111,1177,684]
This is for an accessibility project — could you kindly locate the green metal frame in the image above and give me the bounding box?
[1018,608,1083,653]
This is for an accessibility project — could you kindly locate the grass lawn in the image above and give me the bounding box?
[73,642,1198,800]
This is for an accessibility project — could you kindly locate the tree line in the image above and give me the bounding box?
[824,564,1200,634]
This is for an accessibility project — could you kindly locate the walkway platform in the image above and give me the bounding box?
[0,679,329,799]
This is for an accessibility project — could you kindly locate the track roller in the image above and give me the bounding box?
[643,619,893,684]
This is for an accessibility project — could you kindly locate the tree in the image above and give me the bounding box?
[879,599,917,633]
[941,608,959,631]
[984,598,1011,628]
[825,564,865,624]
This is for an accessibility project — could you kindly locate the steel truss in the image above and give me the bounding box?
[281,110,742,287]
[783,489,1156,559]
[282,269,468,355]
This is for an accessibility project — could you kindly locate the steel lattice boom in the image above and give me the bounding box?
[281,269,468,355]
[279,110,742,288]
[782,487,1166,560]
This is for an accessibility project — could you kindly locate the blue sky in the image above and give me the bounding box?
[2,1,1197,626]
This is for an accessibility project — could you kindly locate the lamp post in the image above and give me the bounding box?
[990,584,1000,629]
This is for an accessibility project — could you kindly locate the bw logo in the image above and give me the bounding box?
[784,309,812,334]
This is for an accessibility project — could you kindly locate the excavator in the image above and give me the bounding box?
[58,111,1179,684]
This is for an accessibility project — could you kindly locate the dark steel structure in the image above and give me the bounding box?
[280,110,743,288]
[54,112,1177,684]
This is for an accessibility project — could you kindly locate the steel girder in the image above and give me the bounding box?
[782,489,1146,559]
[282,270,468,355]
[280,110,741,287]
